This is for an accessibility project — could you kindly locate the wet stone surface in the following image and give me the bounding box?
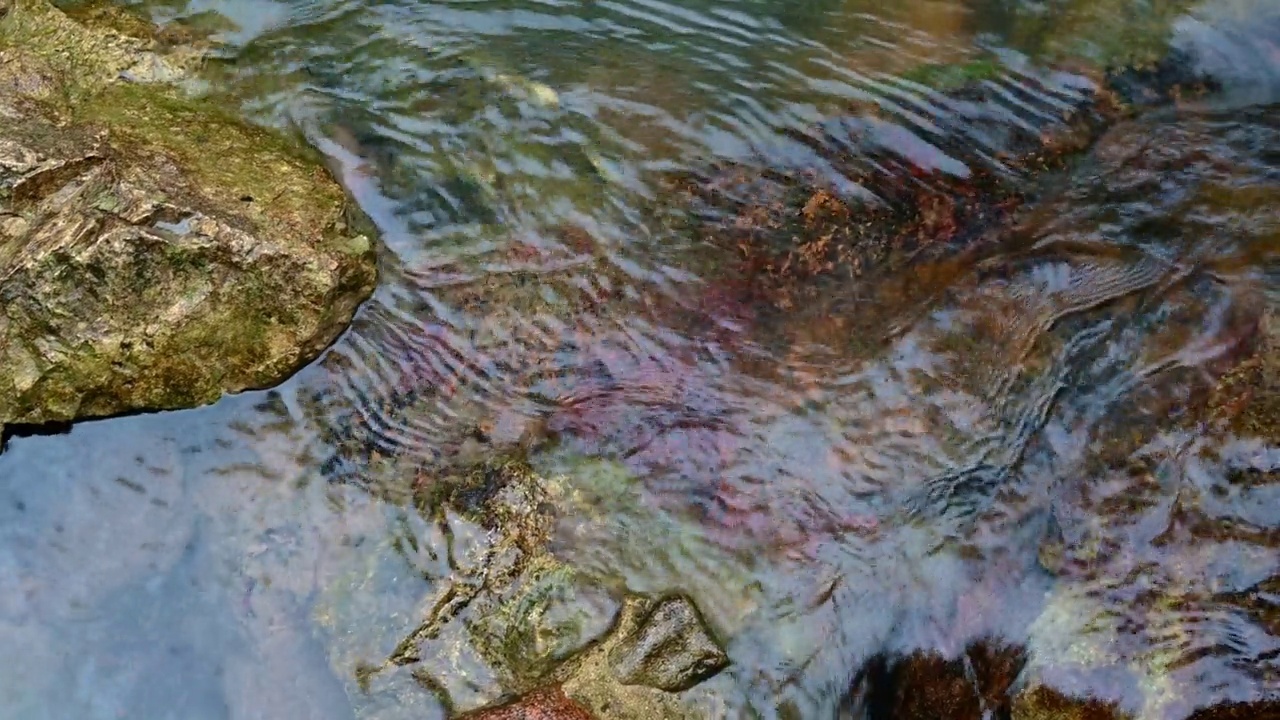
[308,56,1280,720]
[0,0,376,433]
[855,642,1026,720]
[456,686,596,720]
[1009,685,1129,720]
[334,457,731,718]
[607,594,730,693]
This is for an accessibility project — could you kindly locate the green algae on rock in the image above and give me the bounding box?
[0,0,377,431]
[971,0,1199,71]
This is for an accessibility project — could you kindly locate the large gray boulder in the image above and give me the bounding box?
[0,0,377,431]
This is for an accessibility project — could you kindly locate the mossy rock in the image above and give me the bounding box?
[1011,685,1129,720]
[0,0,377,431]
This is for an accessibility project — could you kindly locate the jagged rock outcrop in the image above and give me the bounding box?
[0,0,377,434]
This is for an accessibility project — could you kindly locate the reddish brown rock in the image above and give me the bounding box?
[1186,703,1280,720]
[860,641,1026,720]
[882,652,981,720]
[457,686,596,720]
[854,641,1279,720]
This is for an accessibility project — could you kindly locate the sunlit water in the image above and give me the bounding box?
[2,0,1279,717]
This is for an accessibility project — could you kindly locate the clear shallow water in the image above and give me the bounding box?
[2,0,1280,717]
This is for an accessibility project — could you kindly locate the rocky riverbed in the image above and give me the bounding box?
[302,5,1280,716]
[0,0,1277,718]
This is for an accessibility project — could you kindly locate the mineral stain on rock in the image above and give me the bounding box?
[457,685,596,720]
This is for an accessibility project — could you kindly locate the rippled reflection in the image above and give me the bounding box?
[2,0,1278,717]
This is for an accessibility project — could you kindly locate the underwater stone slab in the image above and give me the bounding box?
[606,594,730,693]
[0,0,376,432]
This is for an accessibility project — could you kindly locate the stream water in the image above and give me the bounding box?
[2,0,1279,718]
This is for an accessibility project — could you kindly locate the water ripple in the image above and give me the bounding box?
[69,0,1280,716]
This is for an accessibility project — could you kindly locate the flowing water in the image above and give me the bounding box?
[2,0,1280,718]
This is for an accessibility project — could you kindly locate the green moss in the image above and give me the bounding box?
[78,81,347,242]
[159,241,210,272]
[0,0,145,103]
[901,57,1004,91]
[56,0,167,41]
[91,189,122,213]
[0,0,377,432]
[988,0,1197,71]
[0,0,359,255]
[467,555,589,686]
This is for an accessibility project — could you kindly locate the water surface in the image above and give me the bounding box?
[2,0,1279,717]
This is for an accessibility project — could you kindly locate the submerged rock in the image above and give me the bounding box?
[456,686,595,720]
[661,2,1276,338]
[848,637,1280,720]
[0,0,376,434]
[1010,685,1129,720]
[607,594,729,693]
[856,641,1026,720]
[349,460,609,707]
[319,457,722,719]
[300,8,1280,717]
[663,61,1123,322]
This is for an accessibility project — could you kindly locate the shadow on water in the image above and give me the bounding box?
[3,0,1280,717]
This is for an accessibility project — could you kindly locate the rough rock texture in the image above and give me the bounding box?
[555,594,714,720]
[0,0,377,431]
[852,641,1280,720]
[1010,685,1130,720]
[331,459,717,719]
[607,594,730,693]
[342,459,626,715]
[456,686,596,720]
[857,642,1026,720]
[1186,704,1280,720]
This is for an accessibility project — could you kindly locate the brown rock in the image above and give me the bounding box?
[968,642,1027,714]
[1185,702,1280,720]
[458,686,596,720]
[890,652,979,719]
[1010,685,1128,720]
[861,641,1026,720]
